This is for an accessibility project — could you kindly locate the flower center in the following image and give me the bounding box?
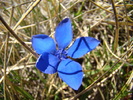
[55,49,67,60]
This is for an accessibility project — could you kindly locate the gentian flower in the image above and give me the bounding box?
[31,18,100,90]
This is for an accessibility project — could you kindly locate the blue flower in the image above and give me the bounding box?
[31,18,100,90]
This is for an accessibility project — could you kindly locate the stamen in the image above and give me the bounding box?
[55,49,67,60]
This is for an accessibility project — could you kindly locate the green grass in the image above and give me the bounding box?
[0,0,133,100]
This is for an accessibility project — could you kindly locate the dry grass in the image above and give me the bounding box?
[0,0,133,100]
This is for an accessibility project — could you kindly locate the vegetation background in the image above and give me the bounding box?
[0,0,133,100]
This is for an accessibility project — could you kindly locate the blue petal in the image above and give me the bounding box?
[57,59,83,90]
[32,34,56,54]
[36,52,60,74]
[55,18,73,49]
[67,37,100,58]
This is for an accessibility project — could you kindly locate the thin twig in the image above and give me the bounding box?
[0,15,39,58]
[123,0,130,47]
[3,32,9,100]
[111,0,119,52]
